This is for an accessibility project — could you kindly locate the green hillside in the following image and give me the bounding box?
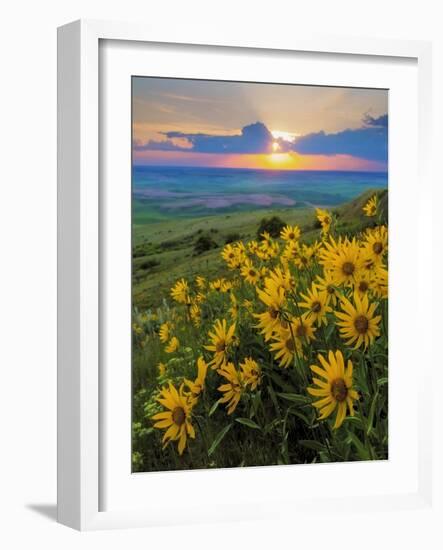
[132,188,387,310]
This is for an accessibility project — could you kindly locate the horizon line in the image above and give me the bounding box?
[132,163,388,175]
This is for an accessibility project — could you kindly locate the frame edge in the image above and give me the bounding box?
[57,19,82,530]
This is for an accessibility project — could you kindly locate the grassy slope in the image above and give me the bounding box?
[132,188,387,310]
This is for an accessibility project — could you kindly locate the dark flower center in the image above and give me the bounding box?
[285,338,296,352]
[327,285,335,295]
[249,269,256,277]
[268,307,279,319]
[342,261,355,275]
[288,232,295,239]
[373,242,383,255]
[296,324,307,337]
[311,301,322,313]
[359,281,369,292]
[215,340,226,352]
[331,379,348,402]
[354,315,369,334]
[172,406,186,426]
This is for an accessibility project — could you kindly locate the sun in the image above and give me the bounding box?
[272,141,280,152]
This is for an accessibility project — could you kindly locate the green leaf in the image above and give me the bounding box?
[299,440,327,452]
[367,391,379,436]
[276,392,311,405]
[267,383,281,418]
[343,416,363,427]
[324,322,336,342]
[288,408,312,425]
[346,432,370,460]
[235,418,261,430]
[377,377,388,387]
[208,399,221,417]
[251,391,262,417]
[266,371,294,393]
[208,424,233,457]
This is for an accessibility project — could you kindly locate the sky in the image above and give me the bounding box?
[132,77,388,172]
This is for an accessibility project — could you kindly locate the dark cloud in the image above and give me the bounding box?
[135,116,388,162]
[363,113,388,128]
[133,139,186,152]
[162,122,275,154]
[292,116,388,162]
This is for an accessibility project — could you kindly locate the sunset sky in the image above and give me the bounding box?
[132,77,388,172]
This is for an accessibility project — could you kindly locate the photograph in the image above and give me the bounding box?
[131,76,388,472]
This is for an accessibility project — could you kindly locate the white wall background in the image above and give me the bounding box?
[0,1,441,547]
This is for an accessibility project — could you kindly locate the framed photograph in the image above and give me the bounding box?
[57,20,433,530]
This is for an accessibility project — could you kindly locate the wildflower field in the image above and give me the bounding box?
[132,190,388,471]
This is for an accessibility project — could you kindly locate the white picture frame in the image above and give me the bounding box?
[57,19,433,531]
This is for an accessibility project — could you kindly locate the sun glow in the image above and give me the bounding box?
[268,152,293,166]
[272,141,280,152]
[271,129,299,143]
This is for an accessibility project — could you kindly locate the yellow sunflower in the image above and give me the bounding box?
[185,356,208,397]
[240,357,261,390]
[307,350,359,429]
[290,315,316,344]
[363,194,378,217]
[352,271,375,299]
[280,224,301,242]
[157,362,166,377]
[335,293,381,349]
[159,322,172,343]
[195,275,206,290]
[266,266,296,293]
[170,278,190,304]
[217,362,243,414]
[254,280,287,341]
[281,241,299,265]
[221,243,242,269]
[204,318,236,369]
[189,303,201,327]
[293,244,313,270]
[316,208,332,235]
[315,272,339,307]
[228,293,239,321]
[248,240,260,255]
[269,329,302,368]
[165,336,180,353]
[209,278,232,293]
[373,265,388,299]
[299,285,332,326]
[240,259,261,285]
[363,225,388,264]
[152,383,196,455]
[320,237,363,286]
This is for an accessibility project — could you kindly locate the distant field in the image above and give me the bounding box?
[132,189,387,310]
[133,166,388,225]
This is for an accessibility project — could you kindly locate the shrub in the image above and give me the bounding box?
[257,216,286,239]
[139,258,160,270]
[225,232,241,244]
[193,235,218,255]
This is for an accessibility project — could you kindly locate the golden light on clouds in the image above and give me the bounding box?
[271,129,299,142]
